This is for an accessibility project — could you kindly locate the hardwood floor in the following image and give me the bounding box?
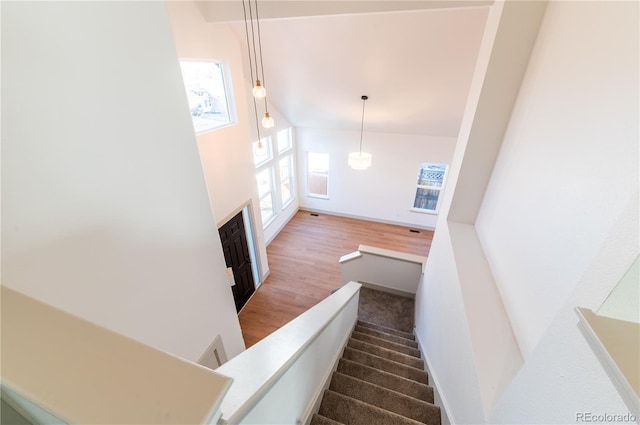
[238,210,435,348]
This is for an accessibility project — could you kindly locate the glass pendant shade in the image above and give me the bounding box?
[262,111,275,128]
[348,151,372,170]
[253,80,266,98]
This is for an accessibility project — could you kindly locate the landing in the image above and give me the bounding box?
[358,287,414,333]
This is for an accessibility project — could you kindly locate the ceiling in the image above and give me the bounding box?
[220,2,490,137]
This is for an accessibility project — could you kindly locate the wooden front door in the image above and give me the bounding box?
[219,211,256,312]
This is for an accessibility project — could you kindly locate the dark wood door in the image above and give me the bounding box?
[219,211,255,312]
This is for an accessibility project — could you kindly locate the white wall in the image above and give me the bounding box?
[1,1,245,361]
[166,1,269,281]
[296,128,456,229]
[416,1,639,423]
[475,0,639,359]
[167,1,299,256]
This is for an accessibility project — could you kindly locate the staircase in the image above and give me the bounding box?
[311,320,441,425]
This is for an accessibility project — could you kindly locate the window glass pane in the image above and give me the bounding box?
[413,188,440,211]
[260,194,274,223]
[281,181,292,205]
[252,137,272,166]
[256,168,272,197]
[279,156,291,180]
[277,128,292,153]
[307,152,329,197]
[417,163,446,187]
[180,61,231,133]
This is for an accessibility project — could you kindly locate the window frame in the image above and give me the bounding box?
[179,60,236,135]
[306,152,330,199]
[279,154,295,208]
[256,166,276,226]
[252,127,297,229]
[410,163,448,214]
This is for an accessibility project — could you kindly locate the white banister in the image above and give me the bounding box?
[216,281,362,424]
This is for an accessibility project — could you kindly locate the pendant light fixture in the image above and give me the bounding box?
[348,95,372,170]
[242,0,274,132]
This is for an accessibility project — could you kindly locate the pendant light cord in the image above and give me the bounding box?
[242,0,261,142]
[254,0,270,112]
[359,96,367,154]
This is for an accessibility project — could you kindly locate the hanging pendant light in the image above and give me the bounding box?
[262,111,274,128]
[253,79,266,98]
[348,95,372,170]
[242,0,274,136]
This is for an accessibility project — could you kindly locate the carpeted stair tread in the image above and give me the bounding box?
[348,338,424,369]
[310,413,344,425]
[329,372,440,424]
[318,390,424,425]
[342,347,429,384]
[337,358,434,402]
[357,320,415,340]
[355,325,419,348]
[351,331,421,358]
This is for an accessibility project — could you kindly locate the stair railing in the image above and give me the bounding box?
[215,281,362,424]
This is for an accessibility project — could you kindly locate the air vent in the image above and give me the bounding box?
[310,213,319,217]
[410,229,420,233]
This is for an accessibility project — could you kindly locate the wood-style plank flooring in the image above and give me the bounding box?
[238,210,435,348]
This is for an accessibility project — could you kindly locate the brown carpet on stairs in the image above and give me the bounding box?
[357,287,415,333]
[312,288,441,425]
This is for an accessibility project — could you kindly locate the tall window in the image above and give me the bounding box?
[253,128,296,228]
[179,61,233,134]
[256,168,275,224]
[412,163,447,213]
[307,152,329,198]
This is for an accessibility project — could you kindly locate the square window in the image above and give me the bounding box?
[179,61,232,134]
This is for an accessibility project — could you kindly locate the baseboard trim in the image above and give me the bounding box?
[359,281,416,299]
[265,207,300,246]
[415,332,455,425]
[299,207,436,231]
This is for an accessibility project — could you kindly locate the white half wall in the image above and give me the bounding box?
[1,1,245,361]
[296,128,456,229]
[475,0,639,359]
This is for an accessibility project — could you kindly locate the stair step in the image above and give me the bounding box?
[348,338,424,369]
[355,325,419,349]
[351,331,421,358]
[337,358,434,402]
[310,413,343,425]
[358,320,415,340]
[342,347,429,384]
[329,372,441,424]
[318,390,424,425]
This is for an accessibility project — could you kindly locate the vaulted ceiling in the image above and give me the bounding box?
[204,1,490,137]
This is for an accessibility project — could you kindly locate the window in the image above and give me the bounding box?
[252,128,296,228]
[256,168,275,224]
[412,163,447,213]
[279,155,294,206]
[179,61,233,134]
[307,152,329,198]
[277,128,292,153]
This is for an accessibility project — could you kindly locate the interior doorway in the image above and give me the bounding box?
[219,209,256,312]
